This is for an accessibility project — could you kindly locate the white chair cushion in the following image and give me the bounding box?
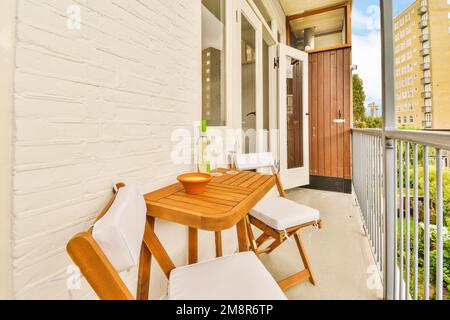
[168,252,287,300]
[92,184,147,272]
[250,197,320,231]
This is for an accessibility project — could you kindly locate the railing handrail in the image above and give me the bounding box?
[385,130,450,151]
[352,128,450,150]
[351,128,382,137]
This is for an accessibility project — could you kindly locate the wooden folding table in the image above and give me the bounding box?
[137,169,275,299]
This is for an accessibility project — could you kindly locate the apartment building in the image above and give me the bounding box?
[394,0,450,129]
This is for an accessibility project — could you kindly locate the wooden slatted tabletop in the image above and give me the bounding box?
[144,169,276,231]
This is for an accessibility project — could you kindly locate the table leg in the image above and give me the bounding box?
[215,231,223,257]
[188,227,198,264]
[137,216,154,300]
[236,217,250,252]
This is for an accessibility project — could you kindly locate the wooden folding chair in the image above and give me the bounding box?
[236,153,323,291]
[67,183,287,300]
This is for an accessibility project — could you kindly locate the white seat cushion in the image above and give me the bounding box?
[250,197,320,231]
[168,252,287,300]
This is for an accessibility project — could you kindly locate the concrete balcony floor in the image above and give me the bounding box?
[258,188,383,300]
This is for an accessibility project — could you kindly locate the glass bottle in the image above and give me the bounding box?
[197,120,210,173]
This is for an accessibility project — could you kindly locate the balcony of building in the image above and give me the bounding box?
[421,62,431,71]
[422,120,433,128]
[420,33,429,42]
[1,0,449,303]
[418,5,428,15]
[422,105,432,113]
[419,20,429,28]
[421,77,431,85]
[421,48,430,56]
[422,91,432,99]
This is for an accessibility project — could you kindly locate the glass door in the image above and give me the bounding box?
[278,44,309,189]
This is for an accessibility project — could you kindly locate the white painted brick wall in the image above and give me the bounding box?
[12,0,202,299]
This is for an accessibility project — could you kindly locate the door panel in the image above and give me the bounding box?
[287,59,304,169]
[308,47,352,192]
[279,44,309,189]
[241,12,257,153]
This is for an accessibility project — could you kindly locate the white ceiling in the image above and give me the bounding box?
[290,9,344,35]
[279,0,345,35]
[279,0,343,16]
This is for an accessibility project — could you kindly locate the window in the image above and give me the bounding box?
[410,116,414,123]
[202,0,226,126]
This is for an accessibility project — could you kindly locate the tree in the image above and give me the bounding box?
[353,74,366,124]
[352,74,381,128]
[366,116,382,129]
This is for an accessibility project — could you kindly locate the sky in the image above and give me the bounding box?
[352,0,414,116]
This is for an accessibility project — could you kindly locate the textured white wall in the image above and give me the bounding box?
[0,0,15,300]
[12,0,204,299]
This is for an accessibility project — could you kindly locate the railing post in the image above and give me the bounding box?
[381,0,396,300]
[384,138,396,300]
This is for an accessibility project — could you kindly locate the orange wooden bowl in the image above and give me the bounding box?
[177,173,212,195]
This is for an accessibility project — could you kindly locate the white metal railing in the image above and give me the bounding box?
[352,129,384,276]
[352,128,450,300]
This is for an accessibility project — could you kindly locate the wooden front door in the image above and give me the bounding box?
[308,47,352,193]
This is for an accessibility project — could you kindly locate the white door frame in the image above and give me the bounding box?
[230,0,263,153]
[278,44,310,189]
[224,0,280,156]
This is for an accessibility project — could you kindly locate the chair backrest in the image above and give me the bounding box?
[235,152,276,171]
[67,183,176,300]
[236,152,286,197]
[92,184,146,272]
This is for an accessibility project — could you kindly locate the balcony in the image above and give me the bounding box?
[421,62,430,71]
[419,20,428,28]
[422,105,432,113]
[418,6,428,15]
[422,120,432,128]
[420,33,429,42]
[4,0,450,303]
[422,91,432,99]
[421,48,430,56]
[421,77,431,85]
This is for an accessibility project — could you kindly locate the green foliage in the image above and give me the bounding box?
[398,125,421,131]
[353,74,366,123]
[366,116,382,129]
[352,74,382,129]
[413,167,450,225]
[396,149,450,299]
[398,219,450,299]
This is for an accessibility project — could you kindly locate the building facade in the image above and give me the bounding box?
[368,102,379,118]
[394,0,450,130]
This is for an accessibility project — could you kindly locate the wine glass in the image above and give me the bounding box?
[226,135,240,175]
[209,135,223,177]
[226,151,239,175]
